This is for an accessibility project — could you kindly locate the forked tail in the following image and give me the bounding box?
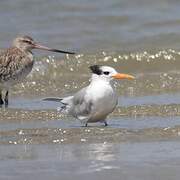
[43,97,63,102]
[43,97,66,112]
[43,96,73,113]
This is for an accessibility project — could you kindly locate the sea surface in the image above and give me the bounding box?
[1,0,180,180]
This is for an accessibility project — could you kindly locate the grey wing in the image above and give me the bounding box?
[72,87,93,120]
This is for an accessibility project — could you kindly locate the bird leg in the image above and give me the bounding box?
[104,121,108,126]
[0,91,4,105]
[4,91,8,107]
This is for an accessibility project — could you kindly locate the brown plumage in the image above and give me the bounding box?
[0,35,75,106]
[0,47,34,84]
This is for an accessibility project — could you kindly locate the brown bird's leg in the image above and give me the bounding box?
[0,91,4,105]
[4,91,8,107]
[104,121,108,126]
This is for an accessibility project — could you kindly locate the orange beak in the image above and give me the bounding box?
[112,73,135,80]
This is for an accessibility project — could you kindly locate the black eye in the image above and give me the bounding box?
[103,71,110,75]
[22,40,32,44]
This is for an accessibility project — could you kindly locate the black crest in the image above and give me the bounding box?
[89,65,102,75]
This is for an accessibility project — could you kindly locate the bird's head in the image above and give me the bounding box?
[12,35,75,54]
[89,65,135,82]
[13,36,35,51]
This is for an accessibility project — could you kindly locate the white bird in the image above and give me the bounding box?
[43,65,135,126]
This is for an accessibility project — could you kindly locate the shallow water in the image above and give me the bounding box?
[1,142,180,180]
[1,0,180,179]
[1,0,180,52]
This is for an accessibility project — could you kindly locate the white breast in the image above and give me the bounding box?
[85,80,118,122]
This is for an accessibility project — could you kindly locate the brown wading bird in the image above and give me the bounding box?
[0,35,75,106]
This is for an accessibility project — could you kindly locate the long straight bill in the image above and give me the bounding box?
[34,43,75,55]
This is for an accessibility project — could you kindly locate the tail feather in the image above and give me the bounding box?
[43,97,67,112]
[43,96,73,113]
[43,97,63,102]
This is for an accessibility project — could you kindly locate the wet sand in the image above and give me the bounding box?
[1,97,180,180]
